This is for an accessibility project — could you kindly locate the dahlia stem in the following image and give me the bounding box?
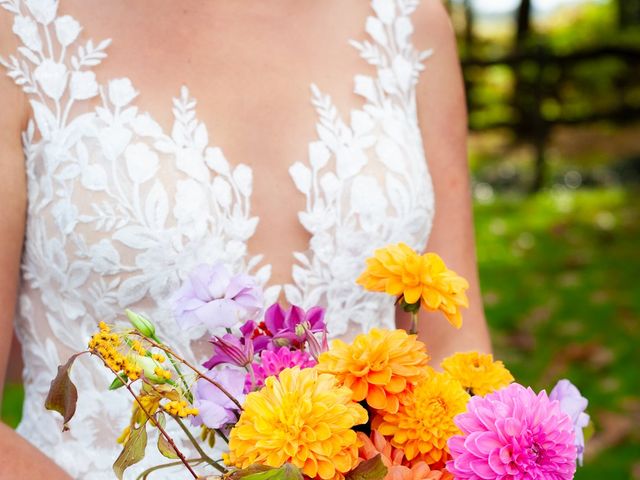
[172,416,227,474]
[410,311,419,335]
[135,458,205,480]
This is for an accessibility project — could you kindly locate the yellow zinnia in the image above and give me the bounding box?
[316,329,430,414]
[356,243,469,329]
[226,367,368,480]
[374,371,470,465]
[441,352,514,396]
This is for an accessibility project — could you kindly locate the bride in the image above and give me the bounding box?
[0,0,490,478]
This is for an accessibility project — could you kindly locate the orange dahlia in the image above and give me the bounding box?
[316,329,430,414]
[225,367,368,480]
[358,430,447,480]
[356,243,469,329]
[441,352,514,396]
[374,371,470,465]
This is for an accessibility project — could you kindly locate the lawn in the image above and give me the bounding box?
[475,187,640,479]
[2,186,638,478]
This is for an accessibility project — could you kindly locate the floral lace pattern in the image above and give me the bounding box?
[0,0,434,478]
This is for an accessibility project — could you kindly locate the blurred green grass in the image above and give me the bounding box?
[475,186,640,479]
[1,383,24,429]
[2,186,638,477]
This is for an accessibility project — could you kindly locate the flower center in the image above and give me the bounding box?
[530,442,545,463]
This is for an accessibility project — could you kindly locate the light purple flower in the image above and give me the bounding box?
[550,379,590,466]
[246,347,317,391]
[173,263,263,331]
[203,321,255,370]
[252,303,326,351]
[191,366,246,430]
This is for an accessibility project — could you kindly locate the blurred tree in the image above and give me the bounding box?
[512,0,550,192]
[516,0,532,48]
[618,0,640,28]
[463,0,475,51]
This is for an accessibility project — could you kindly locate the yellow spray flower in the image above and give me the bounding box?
[164,400,198,418]
[88,322,171,383]
[118,384,181,443]
[316,329,430,414]
[357,243,469,328]
[374,371,470,465]
[226,367,368,480]
[441,352,514,396]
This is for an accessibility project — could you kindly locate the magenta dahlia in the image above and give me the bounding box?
[447,383,577,479]
[246,346,316,391]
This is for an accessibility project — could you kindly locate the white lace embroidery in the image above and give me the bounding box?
[1,0,434,478]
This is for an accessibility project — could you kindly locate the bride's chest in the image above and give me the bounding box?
[14,0,435,330]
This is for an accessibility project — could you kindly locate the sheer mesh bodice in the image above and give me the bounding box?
[1,0,434,477]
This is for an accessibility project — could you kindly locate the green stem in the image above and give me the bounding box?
[151,334,193,401]
[215,428,229,444]
[135,458,205,480]
[93,353,199,479]
[173,416,227,474]
[410,311,419,335]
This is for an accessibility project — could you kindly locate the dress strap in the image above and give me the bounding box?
[350,0,431,115]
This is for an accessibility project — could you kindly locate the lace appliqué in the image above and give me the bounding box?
[0,0,434,478]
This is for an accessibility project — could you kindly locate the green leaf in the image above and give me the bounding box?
[346,455,387,480]
[229,463,303,480]
[109,376,126,390]
[113,422,148,479]
[155,413,179,459]
[44,352,85,432]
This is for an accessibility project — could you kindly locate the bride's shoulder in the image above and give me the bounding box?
[411,0,457,51]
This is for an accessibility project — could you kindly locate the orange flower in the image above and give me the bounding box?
[374,372,470,464]
[441,352,514,396]
[316,329,430,414]
[358,430,447,480]
[357,243,469,328]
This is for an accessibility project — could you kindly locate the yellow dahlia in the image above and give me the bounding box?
[374,372,470,465]
[316,329,430,414]
[441,352,514,396]
[225,367,368,480]
[357,243,469,329]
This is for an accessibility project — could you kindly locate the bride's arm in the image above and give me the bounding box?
[396,0,492,363]
[0,19,71,480]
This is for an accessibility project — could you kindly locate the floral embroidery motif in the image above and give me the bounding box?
[0,0,434,478]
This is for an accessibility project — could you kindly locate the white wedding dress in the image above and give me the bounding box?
[1,0,435,478]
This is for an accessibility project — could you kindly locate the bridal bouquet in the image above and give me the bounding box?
[46,243,590,480]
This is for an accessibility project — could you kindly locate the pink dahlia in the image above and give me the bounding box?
[447,383,577,479]
[246,346,316,391]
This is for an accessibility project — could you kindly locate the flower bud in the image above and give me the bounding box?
[126,309,156,338]
[274,337,291,347]
[134,355,166,384]
[295,323,307,338]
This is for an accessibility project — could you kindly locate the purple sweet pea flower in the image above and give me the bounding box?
[191,366,246,430]
[252,304,326,351]
[173,263,263,331]
[203,321,256,369]
[550,379,590,466]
